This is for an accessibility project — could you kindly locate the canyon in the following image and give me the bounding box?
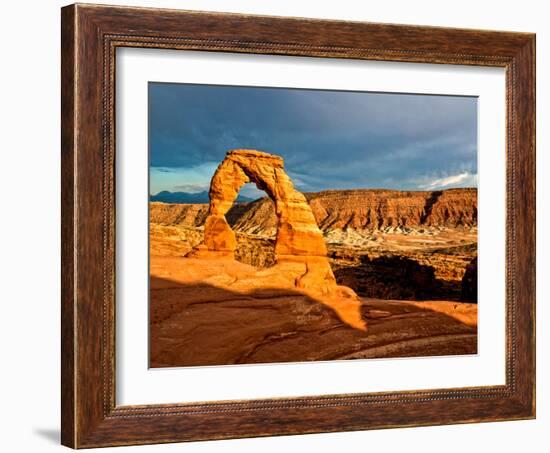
[149,148,477,367]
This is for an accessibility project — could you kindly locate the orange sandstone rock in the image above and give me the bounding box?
[195,149,329,263]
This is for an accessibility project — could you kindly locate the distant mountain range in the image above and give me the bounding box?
[150,190,253,204]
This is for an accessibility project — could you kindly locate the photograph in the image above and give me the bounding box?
[0,0,542,450]
[148,82,479,367]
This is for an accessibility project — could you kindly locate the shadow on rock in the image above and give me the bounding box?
[333,254,464,301]
[150,275,477,368]
[460,256,478,303]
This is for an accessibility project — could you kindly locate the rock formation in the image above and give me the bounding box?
[186,149,364,329]
[190,149,328,258]
[150,188,478,235]
[236,188,478,234]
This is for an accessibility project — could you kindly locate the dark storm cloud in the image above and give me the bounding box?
[149,82,477,194]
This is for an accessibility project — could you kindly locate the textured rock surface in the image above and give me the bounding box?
[149,256,477,367]
[150,202,209,227]
[150,223,276,267]
[151,188,477,236]
[236,188,477,233]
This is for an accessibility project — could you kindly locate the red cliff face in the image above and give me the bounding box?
[150,188,477,235]
[308,189,476,231]
[231,188,477,234]
[422,189,478,227]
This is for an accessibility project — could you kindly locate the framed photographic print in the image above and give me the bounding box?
[61,3,536,448]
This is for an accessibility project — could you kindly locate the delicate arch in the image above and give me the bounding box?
[192,149,327,261]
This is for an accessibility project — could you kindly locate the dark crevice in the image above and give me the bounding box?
[333,254,464,301]
[420,190,443,224]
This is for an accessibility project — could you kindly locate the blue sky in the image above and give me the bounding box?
[149,82,477,198]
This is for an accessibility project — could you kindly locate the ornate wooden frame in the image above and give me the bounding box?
[61,3,536,448]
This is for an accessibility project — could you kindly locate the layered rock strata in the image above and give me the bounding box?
[151,188,477,236]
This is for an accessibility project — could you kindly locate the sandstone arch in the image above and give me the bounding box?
[187,149,365,330]
[195,149,327,259]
